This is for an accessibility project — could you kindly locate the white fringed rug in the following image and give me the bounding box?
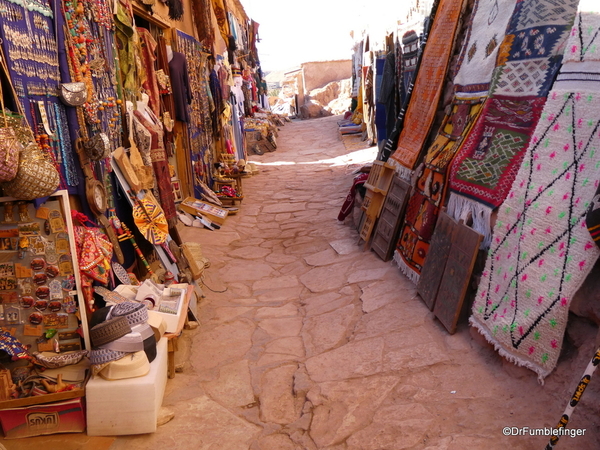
[470,8,600,380]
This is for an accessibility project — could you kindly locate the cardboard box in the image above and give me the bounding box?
[179,197,228,225]
[86,337,167,436]
[0,397,85,439]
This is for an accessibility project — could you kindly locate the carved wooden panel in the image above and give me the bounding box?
[371,177,411,261]
[417,211,456,310]
[433,220,482,334]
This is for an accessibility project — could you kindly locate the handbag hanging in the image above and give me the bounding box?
[0,49,60,199]
[59,82,87,107]
[0,56,24,183]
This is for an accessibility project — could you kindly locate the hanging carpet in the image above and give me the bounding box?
[388,0,467,178]
[395,97,485,282]
[448,0,579,246]
[453,0,517,96]
[393,0,516,281]
[470,7,600,381]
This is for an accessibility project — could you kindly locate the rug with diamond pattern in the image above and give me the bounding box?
[470,8,600,380]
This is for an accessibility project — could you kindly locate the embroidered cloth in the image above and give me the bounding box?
[395,97,485,282]
[470,7,600,380]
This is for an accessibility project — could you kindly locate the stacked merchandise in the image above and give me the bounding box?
[88,302,161,380]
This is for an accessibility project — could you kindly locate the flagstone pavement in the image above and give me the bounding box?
[3,116,600,450]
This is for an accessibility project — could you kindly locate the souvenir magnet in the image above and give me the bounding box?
[0,291,18,303]
[35,285,50,299]
[5,305,20,324]
[61,277,75,292]
[0,277,17,290]
[48,210,66,234]
[15,263,32,278]
[43,312,68,328]
[49,280,62,299]
[20,296,35,309]
[18,222,40,236]
[31,257,46,271]
[18,278,32,294]
[30,237,46,255]
[55,232,70,254]
[0,236,17,252]
[58,255,74,276]
[33,272,47,285]
[35,206,50,220]
[2,202,14,223]
[28,312,43,325]
[17,201,30,222]
[62,295,77,314]
[45,243,58,265]
[34,299,48,311]
[0,262,15,277]
[18,237,29,259]
[45,265,59,278]
[48,300,62,312]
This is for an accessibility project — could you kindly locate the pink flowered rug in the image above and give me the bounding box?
[470,9,600,380]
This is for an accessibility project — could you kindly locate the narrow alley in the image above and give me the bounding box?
[6,116,599,450]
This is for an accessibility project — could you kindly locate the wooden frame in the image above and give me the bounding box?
[0,190,89,349]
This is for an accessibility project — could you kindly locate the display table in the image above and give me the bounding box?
[164,285,194,378]
[86,337,168,436]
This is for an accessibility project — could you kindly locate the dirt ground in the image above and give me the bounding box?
[2,115,599,450]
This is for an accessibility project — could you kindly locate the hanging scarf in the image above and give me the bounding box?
[211,0,231,43]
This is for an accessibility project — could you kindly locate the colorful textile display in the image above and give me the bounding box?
[395,97,485,281]
[211,0,231,43]
[470,6,600,380]
[137,28,161,118]
[388,0,466,177]
[448,0,579,245]
[133,109,178,227]
[380,2,439,162]
[338,173,369,221]
[401,31,419,93]
[453,0,517,96]
[0,330,30,361]
[393,0,517,281]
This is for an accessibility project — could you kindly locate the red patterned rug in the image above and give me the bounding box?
[395,97,485,282]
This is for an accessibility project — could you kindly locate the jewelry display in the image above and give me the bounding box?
[63,0,122,151]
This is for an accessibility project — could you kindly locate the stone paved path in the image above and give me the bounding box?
[3,116,599,450]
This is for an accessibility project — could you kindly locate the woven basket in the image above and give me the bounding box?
[1,143,59,200]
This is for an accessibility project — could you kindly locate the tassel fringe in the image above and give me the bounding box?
[387,158,414,181]
[393,251,420,285]
[447,193,493,248]
[469,315,549,384]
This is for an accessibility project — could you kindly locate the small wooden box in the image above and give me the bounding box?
[180,197,229,225]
